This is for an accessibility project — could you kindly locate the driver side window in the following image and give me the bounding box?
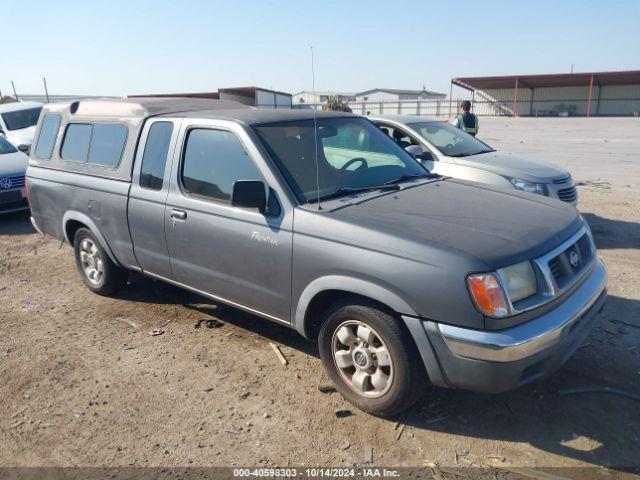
[377,123,434,158]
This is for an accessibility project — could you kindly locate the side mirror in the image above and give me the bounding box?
[231,180,267,213]
[404,145,433,163]
[17,144,30,154]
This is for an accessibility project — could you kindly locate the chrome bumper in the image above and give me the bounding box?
[438,259,607,362]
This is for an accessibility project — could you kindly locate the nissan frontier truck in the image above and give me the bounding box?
[26,98,607,416]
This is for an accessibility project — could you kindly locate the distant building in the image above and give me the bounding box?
[130,86,292,109]
[354,88,446,102]
[293,91,356,104]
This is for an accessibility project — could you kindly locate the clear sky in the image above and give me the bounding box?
[3,0,639,97]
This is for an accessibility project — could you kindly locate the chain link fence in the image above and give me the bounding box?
[294,97,640,117]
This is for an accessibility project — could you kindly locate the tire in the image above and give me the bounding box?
[318,299,425,417]
[73,227,128,296]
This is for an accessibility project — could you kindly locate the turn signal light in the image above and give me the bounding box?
[467,273,510,317]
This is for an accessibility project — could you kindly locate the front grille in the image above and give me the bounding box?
[557,186,577,202]
[548,257,561,279]
[553,176,571,185]
[0,175,25,189]
[546,232,594,290]
[0,190,27,212]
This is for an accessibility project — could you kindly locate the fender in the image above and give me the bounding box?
[62,211,121,267]
[294,275,418,338]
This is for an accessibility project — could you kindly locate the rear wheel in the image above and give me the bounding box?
[73,228,128,295]
[318,300,425,417]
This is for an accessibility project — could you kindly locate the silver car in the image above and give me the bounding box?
[370,115,578,205]
[0,135,29,214]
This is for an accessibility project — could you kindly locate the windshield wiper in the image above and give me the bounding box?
[468,148,496,156]
[313,184,400,203]
[383,173,434,185]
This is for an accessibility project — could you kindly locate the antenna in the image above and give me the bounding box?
[43,77,50,103]
[311,46,321,210]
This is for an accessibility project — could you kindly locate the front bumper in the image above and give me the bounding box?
[403,258,607,393]
[0,188,29,214]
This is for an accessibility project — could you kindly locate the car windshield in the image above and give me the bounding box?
[1,107,42,131]
[254,117,429,203]
[0,135,17,154]
[408,121,495,158]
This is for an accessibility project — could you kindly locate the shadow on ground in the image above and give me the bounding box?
[583,212,640,249]
[116,275,318,358]
[0,212,34,236]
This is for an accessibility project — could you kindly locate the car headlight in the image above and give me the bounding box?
[467,261,537,317]
[510,178,546,196]
[497,261,537,302]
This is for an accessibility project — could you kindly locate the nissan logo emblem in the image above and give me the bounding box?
[0,178,12,189]
[353,351,367,367]
[569,250,580,268]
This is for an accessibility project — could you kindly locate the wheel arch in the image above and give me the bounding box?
[294,275,417,339]
[62,211,121,267]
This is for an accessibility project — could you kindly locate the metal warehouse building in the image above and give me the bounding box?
[451,70,640,117]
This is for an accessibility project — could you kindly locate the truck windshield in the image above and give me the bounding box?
[408,121,495,158]
[1,107,42,131]
[254,117,428,203]
[0,135,17,154]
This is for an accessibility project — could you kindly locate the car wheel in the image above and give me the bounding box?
[73,228,128,295]
[318,300,425,417]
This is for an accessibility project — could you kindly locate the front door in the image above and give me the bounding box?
[128,119,181,278]
[164,120,293,322]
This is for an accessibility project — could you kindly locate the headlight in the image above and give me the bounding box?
[497,261,537,302]
[510,178,546,196]
[467,261,537,317]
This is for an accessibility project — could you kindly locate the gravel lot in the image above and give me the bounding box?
[1,118,638,476]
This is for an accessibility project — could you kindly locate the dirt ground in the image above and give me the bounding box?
[1,118,639,477]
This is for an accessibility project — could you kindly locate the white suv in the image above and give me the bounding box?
[0,101,43,152]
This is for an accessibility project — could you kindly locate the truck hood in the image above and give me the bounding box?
[318,178,583,269]
[6,126,36,147]
[452,151,570,183]
[0,151,28,176]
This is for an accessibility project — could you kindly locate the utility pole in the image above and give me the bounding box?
[43,76,50,103]
[11,81,19,101]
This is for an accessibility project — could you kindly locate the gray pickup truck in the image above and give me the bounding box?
[26,98,607,416]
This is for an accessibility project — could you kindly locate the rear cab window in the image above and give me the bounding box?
[140,122,174,190]
[34,114,62,159]
[61,123,127,167]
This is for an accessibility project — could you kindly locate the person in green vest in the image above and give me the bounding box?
[451,100,479,136]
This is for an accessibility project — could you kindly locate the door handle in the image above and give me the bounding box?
[170,209,187,220]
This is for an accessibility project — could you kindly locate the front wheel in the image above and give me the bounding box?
[73,228,128,296]
[318,300,425,417]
